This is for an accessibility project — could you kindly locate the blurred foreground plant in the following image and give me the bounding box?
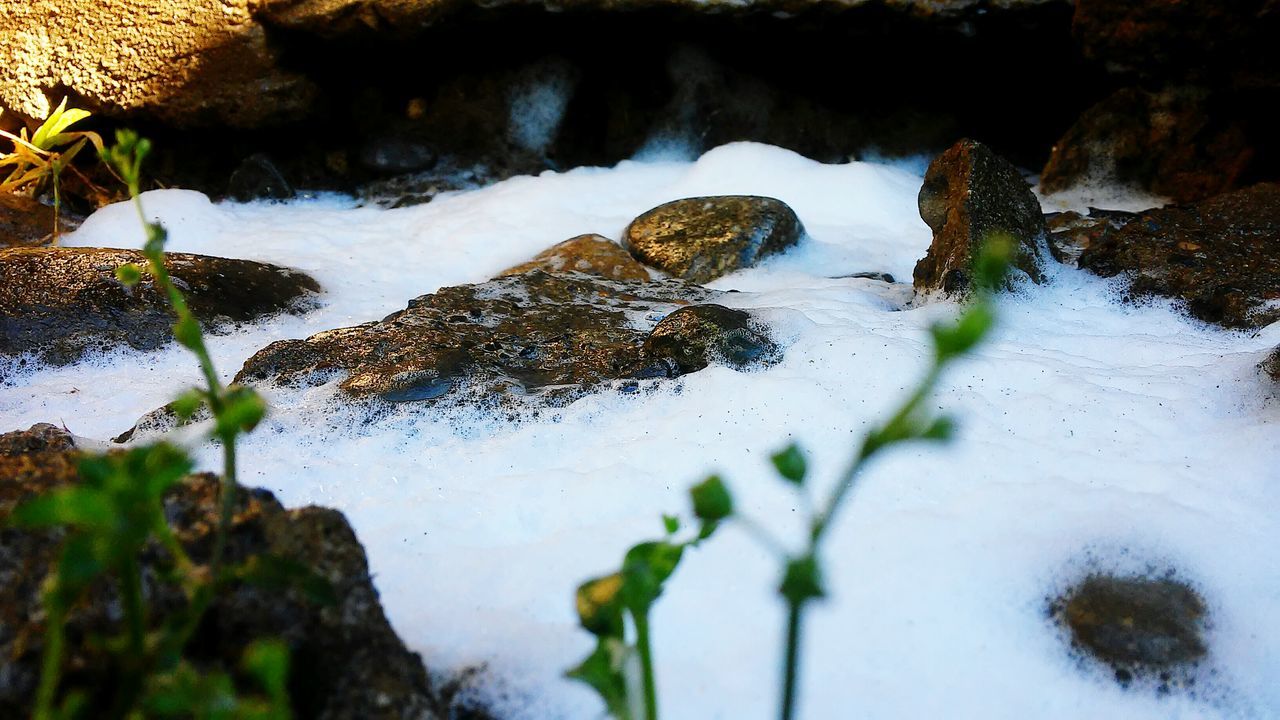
[0,99,105,242]
[9,131,299,720]
[569,237,1014,720]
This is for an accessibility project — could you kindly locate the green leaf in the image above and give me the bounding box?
[173,316,202,351]
[216,386,267,436]
[621,541,684,613]
[779,555,825,605]
[690,475,733,522]
[661,514,680,535]
[56,534,106,592]
[242,639,290,700]
[770,443,807,485]
[566,639,634,720]
[574,573,625,637]
[921,416,956,441]
[235,554,337,606]
[170,388,207,420]
[114,262,143,287]
[973,234,1015,292]
[12,487,116,529]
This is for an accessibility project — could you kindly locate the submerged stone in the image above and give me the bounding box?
[499,234,652,282]
[228,153,296,202]
[913,139,1046,296]
[1053,574,1207,685]
[1078,183,1280,329]
[234,270,779,405]
[0,424,454,719]
[624,196,804,284]
[0,247,321,365]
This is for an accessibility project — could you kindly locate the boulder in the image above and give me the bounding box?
[1078,183,1280,329]
[623,196,804,284]
[234,270,779,405]
[1039,87,1255,204]
[1043,208,1135,266]
[1262,347,1280,386]
[499,234,652,283]
[0,247,321,365]
[0,194,57,248]
[1052,574,1207,686]
[0,424,452,719]
[913,139,1046,296]
[637,304,780,377]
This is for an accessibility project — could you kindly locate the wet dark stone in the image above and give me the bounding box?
[1078,183,1280,329]
[0,424,456,719]
[499,234,652,282]
[235,270,779,405]
[0,423,76,455]
[624,196,804,284]
[913,139,1046,296]
[0,247,321,365]
[839,271,896,283]
[1053,574,1207,682]
[639,304,780,377]
[1040,87,1255,204]
[358,137,438,174]
[1262,347,1280,386]
[228,153,296,202]
[1044,208,1136,266]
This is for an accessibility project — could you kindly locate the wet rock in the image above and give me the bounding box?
[1261,347,1280,386]
[1052,574,1207,685]
[1078,183,1280,329]
[838,271,897,283]
[637,304,780,378]
[0,247,321,365]
[913,139,1046,296]
[624,196,804,284]
[357,137,438,175]
[499,234,651,283]
[228,153,296,202]
[1044,208,1136,266]
[0,194,57,248]
[0,424,448,719]
[235,270,779,404]
[1040,88,1255,204]
[0,423,76,455]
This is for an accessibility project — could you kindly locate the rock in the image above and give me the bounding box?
[0,423,458,719]
[1044,208,1136,266]
[913,139,1046,296]
[624,196,804,284]
[1078,183,1280,329]
[499,234,651,282]
[1262,347,1280,386]
[0,247,321,365]
[1052,574,1207,685]
[234,270,779,405]
[1072,0,1280,88]
[1039,87,1255,204]
[637,304,780,378]
[228,153,296,202]
[0,1,314,129]
[0,194,57,248]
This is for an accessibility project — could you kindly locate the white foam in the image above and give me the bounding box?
[5,142,1278,719]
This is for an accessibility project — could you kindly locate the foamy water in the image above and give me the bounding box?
[3,143,1278,719]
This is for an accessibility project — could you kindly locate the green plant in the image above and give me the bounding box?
[9,130,291,720]
[569,238,1013,720]
[0,98,105,242]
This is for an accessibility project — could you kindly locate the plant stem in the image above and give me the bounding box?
[779,600,805,720]
[210,431,238,580]
[33,596,66,720]
[120,555,147,658]
[634,613,659,720]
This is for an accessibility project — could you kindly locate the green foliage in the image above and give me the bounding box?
[8,133,305,720]
[0,98,106,242]
[569,240,1011,720]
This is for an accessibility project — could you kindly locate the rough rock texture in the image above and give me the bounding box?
[638,304,779,377]
[1264,347,1280,386]
[0,194,57,248]
[1078,183,1280,329]
[0,424,448,719]
[1043,208,1135,266]
[234,270,778,404]
[913,139,1046,295]
[624,196,804,284]
[0,247,321,365]
[499,234,651,282]
[1040,88,1255,203]
[1073,0,1280,88]
[0,0,314,128]
[1053,574,1207,685]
